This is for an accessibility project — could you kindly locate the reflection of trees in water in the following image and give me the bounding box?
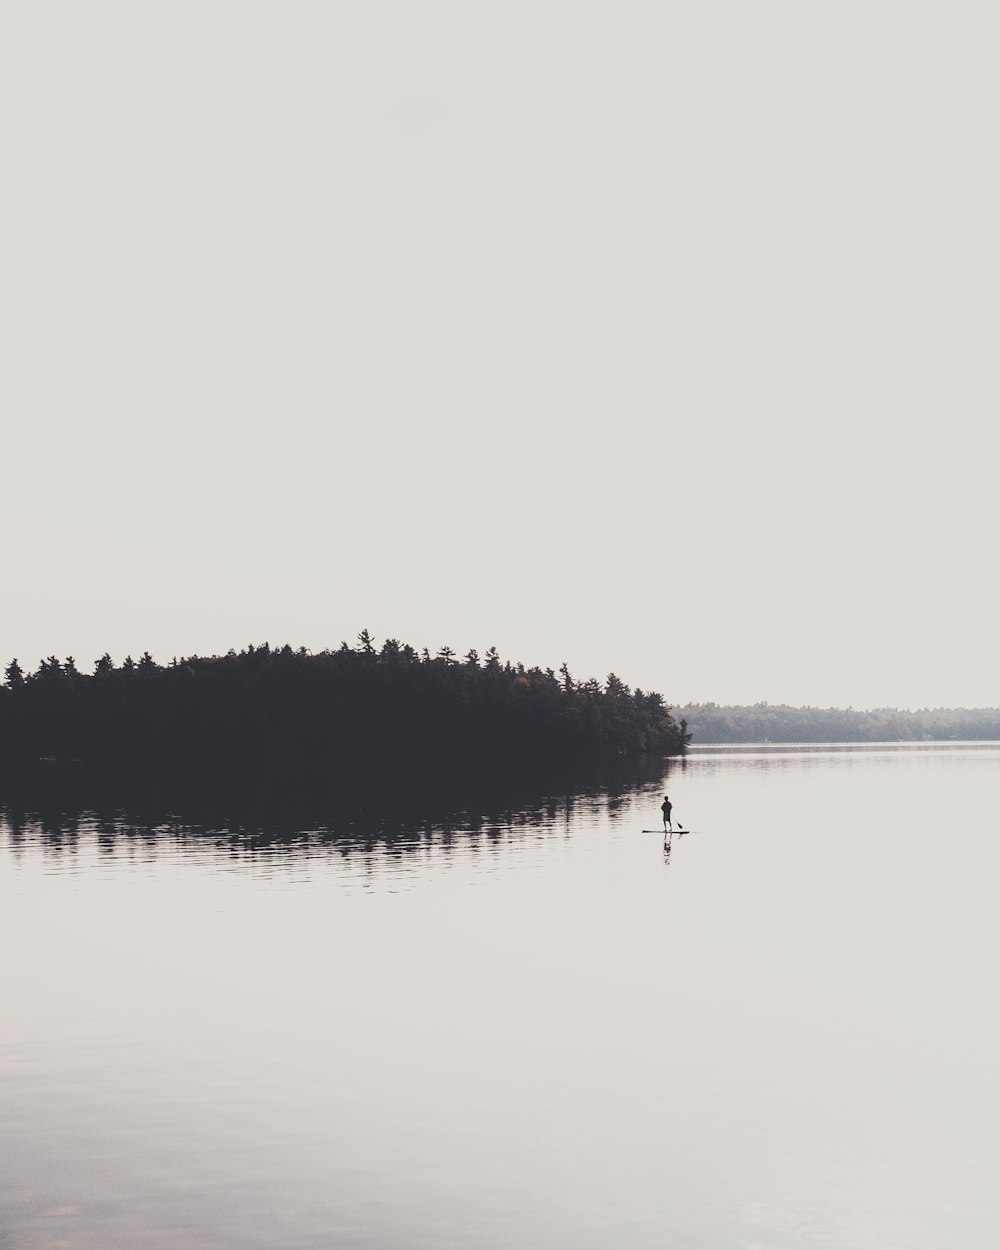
[1,754,683,862]
[686,744,967,775]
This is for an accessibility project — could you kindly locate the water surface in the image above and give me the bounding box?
[2,744,998,1248]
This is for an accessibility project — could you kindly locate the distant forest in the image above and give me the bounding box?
[679,702,1000,743]
[0,634,689,798]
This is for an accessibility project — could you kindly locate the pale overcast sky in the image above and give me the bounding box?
[2,2,998,709]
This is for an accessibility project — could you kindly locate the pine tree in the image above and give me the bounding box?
[3,658,24,689]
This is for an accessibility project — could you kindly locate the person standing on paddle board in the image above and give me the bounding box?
[661,795,673,832]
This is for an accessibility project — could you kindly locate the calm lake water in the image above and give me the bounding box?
[2,743,998,1250]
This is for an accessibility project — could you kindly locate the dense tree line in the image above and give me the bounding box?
[679,702,1000,743]
[0,635,689,797]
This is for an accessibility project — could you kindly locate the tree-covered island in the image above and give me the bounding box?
[0,633,690,797]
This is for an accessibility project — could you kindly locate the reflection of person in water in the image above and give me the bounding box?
[661,795,673,832]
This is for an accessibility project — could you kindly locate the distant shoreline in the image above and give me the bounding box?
[678,703,1000,744]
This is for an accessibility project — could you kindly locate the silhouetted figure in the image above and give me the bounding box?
[661,794,673,832]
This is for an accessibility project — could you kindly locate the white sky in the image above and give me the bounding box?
[2,2,998,710]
